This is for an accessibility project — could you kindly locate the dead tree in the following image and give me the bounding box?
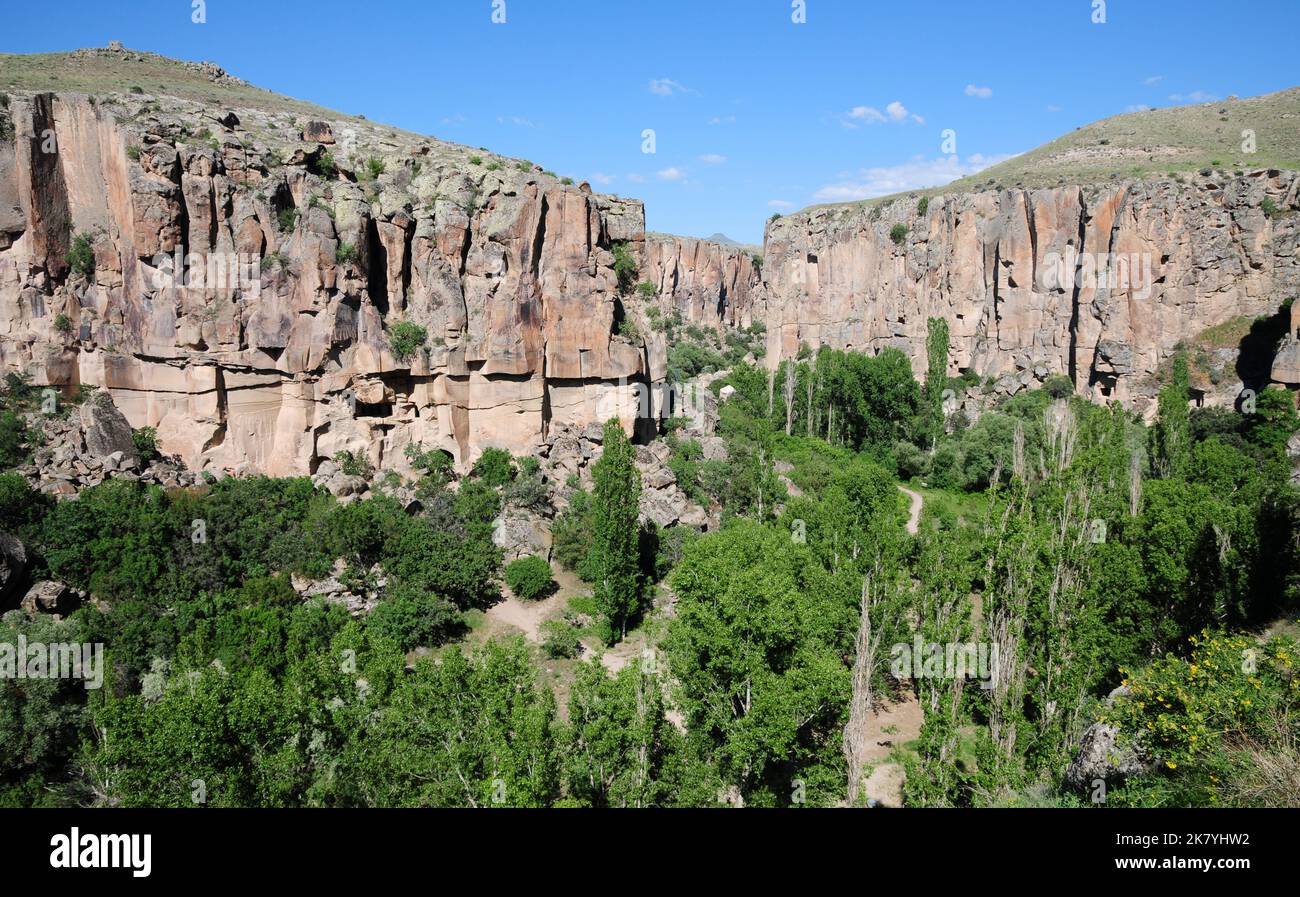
[845,572,888,806]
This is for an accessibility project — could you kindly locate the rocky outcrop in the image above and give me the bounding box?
[642,233,762,332]
[762,171,1300,415]
[0,87,657,478]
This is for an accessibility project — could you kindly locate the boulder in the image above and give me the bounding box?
[79,393,139,462]
[0,531,27,602]
[20,580,74,616]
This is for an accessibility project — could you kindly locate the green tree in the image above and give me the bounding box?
[1153,353,1191,479]
[923,317,950,448]
[589,419,642,642]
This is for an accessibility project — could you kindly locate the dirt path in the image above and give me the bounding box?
[859,692,925,807]
[484,563,578,643]
[897,485,923,536]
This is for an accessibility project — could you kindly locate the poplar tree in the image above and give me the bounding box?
[590,418,642,642]
[1153,353,1191,479]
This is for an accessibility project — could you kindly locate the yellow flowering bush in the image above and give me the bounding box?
[1103,630,1298,770]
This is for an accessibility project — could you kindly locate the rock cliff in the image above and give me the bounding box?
[0,83,662,475]
[762,172,1300,414]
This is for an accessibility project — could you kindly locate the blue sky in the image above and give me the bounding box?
[4,0,1298,243]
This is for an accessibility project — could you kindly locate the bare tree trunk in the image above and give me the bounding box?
[783,361,796,435]
[845,573,886,806]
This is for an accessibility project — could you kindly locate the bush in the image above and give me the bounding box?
[889,223,908,245]
[635,281,657,301]
[67,233,95,280]
[611,241,638,294]
[367,586,460,650]
[505,555,555,601]
[0,411,27,469]
[388,321,428,362]
[540,618,581,659]
[364,158,385,180]
[917,197,929,216]
[1043,374,1074,399]
[132,427,159,464]
[335,242,358,266]
[53,314,72,334]
[468,155,483,166]
[276,207,298,232]
[334,450,372,478]
[472,447,515,488]
[308,151,335,178]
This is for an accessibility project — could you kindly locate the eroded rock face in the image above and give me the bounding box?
[642,234,762,332]
[0,92,655,477]
[762,173,1300,416]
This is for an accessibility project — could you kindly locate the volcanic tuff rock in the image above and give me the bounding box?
[762,171,1300,415]
[0,83,674,477]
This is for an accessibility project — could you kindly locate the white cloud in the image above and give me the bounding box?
[1125,103,1153,113]
[1046,104,1063,113]
[589,173,615,186]
[842,101,923,128]
[657,167,685,182]
[626,173,646,183]
[1169,90,1219,103]
[812,153,1017,202]
[1144,75,1165,86]
[964,84,993,99]
[649,78,697,97]
[768,199,795,210]
[698,154,727,165]
[497,115,536,127]
[708,115,736,125]
[440,113,466,126]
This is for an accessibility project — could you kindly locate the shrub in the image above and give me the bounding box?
[0,412,28,469]
[364,157,385,180]
[334,450,372,478]
[540,618,581,658]
[308,151,336,178]
[560,176,573,185]
[635,281,657,301]
[388,321,428,362]
[367,586,460,650]
[472,447,515,488]
[335,242,358,266]
[889,223,908,245]
[468,155,483,166]
[53,314,72,334]
[486,161,501,171]
[517,160,532,172]
[917,197,929,216]
[505,555,555,601]
[769,212,782,222]
[67,233,95,280]
[277,207,298,232]
[132,426,159,464]
[611,241,638,294]
[126,145,141,161]
[1044,374,1074,399]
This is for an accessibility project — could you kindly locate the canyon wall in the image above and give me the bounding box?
[0,91,662,475]
[762,172,1300,414]
[642,233,763,331]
